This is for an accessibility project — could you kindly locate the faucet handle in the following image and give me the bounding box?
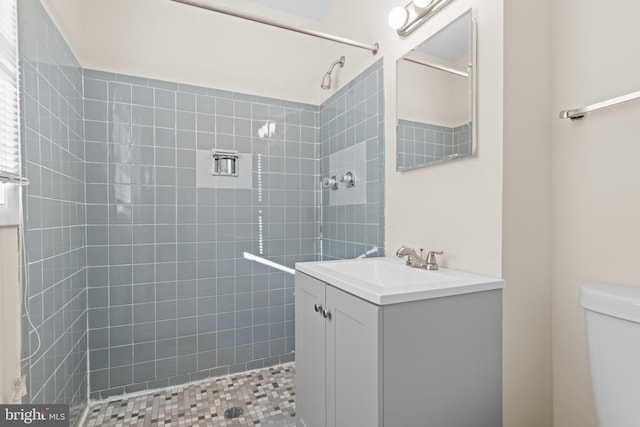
[425,251,443,270]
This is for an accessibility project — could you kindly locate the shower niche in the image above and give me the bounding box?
[211,149,239,177]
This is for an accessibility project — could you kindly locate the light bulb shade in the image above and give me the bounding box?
[388,6,409,30]
[412,0,434,8]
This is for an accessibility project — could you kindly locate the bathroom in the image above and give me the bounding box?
[1,0,639,426]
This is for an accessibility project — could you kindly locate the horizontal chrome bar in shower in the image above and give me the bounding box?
[356,246,379,259]
[169,0,379,54]
[403,57,469,77]
[243,252,295,276]
[559,89,640,120]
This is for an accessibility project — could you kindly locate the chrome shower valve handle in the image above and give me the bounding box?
[339,172,355,187]
[322,176,339,190]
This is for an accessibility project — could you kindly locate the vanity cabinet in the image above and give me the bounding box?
[296,272,380,427]
[295,270,502,427]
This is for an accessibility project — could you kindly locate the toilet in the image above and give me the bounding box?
[580,282,640,427]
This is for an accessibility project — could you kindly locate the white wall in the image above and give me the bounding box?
[383,0,503,277]
[551,1,640,426]
[0,226,22,404]
[320,0,503,273]
[40,0,366,105]
[502,0,552,425]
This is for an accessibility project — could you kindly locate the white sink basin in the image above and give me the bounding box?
[321,258,456,288]
[296,257,504,305]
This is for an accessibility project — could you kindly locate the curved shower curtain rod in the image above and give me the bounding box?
[169,0,379,55]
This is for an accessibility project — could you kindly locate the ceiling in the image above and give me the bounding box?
[244,0,334,22]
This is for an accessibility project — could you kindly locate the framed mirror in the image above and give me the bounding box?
[396,10,476,171]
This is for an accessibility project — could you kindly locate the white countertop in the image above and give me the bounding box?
[296,257,505,305]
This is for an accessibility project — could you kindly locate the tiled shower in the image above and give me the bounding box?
[17,0,384,423]
[82,70,318,398]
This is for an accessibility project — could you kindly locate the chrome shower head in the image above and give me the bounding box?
[321,73,332,90]
[321,56,345,90]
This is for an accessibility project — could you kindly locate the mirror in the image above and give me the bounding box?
[396,10,475,171]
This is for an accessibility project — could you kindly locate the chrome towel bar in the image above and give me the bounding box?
[559,89,640,120]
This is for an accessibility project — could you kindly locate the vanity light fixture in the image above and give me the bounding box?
[388,0,454,37]
[388,6,409,30]
[413,0,434,8]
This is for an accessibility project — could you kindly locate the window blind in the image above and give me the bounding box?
[0,0,21,184]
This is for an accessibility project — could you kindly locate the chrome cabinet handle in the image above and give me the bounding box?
[313,304,330,319]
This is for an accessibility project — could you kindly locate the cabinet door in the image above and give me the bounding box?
[325,286,381,427]
[295,273,326,427]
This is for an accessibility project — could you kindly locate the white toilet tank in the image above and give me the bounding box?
[580,282,640,427]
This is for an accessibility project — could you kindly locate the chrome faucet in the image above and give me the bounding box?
[396,246,426,268]
[396,246,443,270]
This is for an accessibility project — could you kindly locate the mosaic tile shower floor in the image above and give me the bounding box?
[85,364,296,427]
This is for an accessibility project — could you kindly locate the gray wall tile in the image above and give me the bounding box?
[319,60,385,261]
[19,0,87,416]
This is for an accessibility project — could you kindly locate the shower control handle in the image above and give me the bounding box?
[322,176,339,190]
[340,171,356,187]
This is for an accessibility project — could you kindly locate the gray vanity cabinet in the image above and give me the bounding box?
[296,272,381,427]
[295,272,327,427]
[296,269,503,427]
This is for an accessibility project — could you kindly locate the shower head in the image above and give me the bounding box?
[321,73,332,90]
[321,56,345,90]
